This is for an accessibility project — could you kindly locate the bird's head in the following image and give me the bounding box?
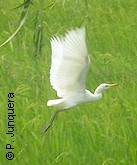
[94,83,117,94]
[100,83,118,90]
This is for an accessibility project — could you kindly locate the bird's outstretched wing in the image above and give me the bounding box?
[50,28,90,97]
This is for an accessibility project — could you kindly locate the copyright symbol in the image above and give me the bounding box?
[6,152,14,160]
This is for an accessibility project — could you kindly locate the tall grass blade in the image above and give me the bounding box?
[0,1,31,48]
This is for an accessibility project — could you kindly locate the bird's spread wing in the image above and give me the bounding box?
[50,28,91,97]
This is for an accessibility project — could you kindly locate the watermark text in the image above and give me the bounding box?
[6,93,15,160]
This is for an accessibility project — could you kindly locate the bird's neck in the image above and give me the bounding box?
[94,86,104,95]
[86,89,102,102]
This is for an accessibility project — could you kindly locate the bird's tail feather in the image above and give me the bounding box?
[47,99,63,107]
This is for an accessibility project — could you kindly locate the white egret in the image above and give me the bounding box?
[43,27,117,133]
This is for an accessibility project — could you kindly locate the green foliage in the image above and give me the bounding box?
[0,0,137,164]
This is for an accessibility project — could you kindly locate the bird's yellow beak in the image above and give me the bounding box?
[109,84,118,87]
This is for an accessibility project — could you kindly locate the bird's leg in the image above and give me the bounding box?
[42,109,63,133]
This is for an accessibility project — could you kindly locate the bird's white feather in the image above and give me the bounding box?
[50,27,90,97]
[44,28,117,133]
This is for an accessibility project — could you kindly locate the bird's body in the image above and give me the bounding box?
[43,27,117,133]
[47,89,102,109]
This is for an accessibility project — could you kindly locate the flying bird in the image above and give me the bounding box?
[43,27,117,133]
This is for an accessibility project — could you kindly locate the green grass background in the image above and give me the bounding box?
[0,0,137,164]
